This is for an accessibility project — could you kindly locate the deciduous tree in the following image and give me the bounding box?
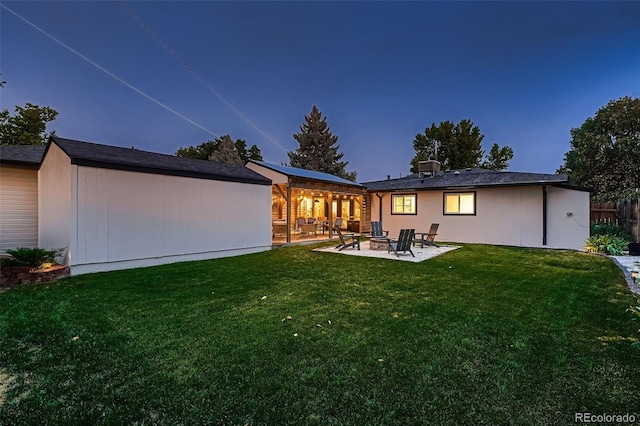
[558,96,640,201]
[411,119,513,172]
[176,135,262,165]
[0,103,58,145]
[289,105,356,182]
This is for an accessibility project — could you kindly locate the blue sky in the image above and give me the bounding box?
[1,1,638,182]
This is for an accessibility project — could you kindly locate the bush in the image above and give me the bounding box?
[590,222,632,240]
[584,235,628,256]
[2,247,63,268]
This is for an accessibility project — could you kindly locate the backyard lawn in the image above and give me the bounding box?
[0,243,638,425]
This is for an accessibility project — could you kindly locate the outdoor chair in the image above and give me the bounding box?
[297,217,317,237]
[334,226,361,251]
[414,223,439,248]
[295,217,307,234]
[387,228,415,257]
[369,221,389,239]
[334,217,343,229]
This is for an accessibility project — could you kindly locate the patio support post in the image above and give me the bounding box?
[328,192,333,238]
[286,184,292,242]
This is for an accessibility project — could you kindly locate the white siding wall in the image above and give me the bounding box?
[38,144,73,262]
[0,165,39,250]
[547,186,590,250]
[372,186,588,250]
[71,166,271,274]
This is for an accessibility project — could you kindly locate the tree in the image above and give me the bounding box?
[482,143,514,170]
[558,96,640,201]
[0,103,58,145]
[410,119,513,172]
[176,135,262,165]
[289,105,356,181]
[209,135,244,166]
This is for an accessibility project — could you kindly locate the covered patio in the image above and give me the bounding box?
[247,161,369,244]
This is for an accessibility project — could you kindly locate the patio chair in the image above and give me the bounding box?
[297,217,317,237]
[295,217,307,234]
[369,221,389,239]
[334,217,343,229]
[334,226,360,251]
[387,228,415,257]
[414,223,439,248]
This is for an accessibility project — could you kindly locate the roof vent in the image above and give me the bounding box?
[453,171,460,175]
[418,160,441,178]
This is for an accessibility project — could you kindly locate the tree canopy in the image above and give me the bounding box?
[410,119,513,173]
[176,135,263,165]
[288,105,356,182]
[0,103,58,146]
[558,96,640,201]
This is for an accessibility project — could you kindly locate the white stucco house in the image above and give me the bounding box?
[37,137,272,275]
[362,161,590,250]
[1,142,591,276]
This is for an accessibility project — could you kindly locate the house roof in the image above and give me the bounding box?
[48,137,272,186]
[248,160,363,187]
[362,168,582,192]
[0,145,46,167]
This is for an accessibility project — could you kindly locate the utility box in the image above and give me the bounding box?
[628,242,640,256]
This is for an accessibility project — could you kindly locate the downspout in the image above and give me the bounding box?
[542,185,547,246]
[376,193,383,225]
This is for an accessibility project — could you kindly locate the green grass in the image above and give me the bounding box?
[0,243,638,425]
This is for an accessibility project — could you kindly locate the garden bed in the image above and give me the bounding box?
[0,264,70,289]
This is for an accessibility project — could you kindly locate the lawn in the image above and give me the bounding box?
[0,243,638,425]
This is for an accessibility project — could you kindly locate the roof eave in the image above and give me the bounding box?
[70,158,272,186]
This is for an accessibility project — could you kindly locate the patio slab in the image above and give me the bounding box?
[314,243,460,262]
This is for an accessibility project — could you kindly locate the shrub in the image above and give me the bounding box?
[590,222,632,240]
[584,235,628,256]
[2,247,63,268]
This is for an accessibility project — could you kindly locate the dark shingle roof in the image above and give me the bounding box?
[0,145,46,166]
[50,137,271,185]
[249,160,363,187]
[362,168,574,192]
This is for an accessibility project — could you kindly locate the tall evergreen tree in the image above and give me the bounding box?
[208,135,244,166]
[289,105,356,181]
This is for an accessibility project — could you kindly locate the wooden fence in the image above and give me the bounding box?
[591,199,639,242]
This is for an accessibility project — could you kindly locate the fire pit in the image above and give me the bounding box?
[369,238,390,251]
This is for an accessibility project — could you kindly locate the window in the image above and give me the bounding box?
[444,192,476,215]
[391,194,416,215]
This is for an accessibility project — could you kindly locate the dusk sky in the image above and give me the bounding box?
[1,1,639,183]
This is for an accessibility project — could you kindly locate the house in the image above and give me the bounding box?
[246,161,368,242]
[362,161,590,250]
[37,137,272,275]
[0,145,46,251]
